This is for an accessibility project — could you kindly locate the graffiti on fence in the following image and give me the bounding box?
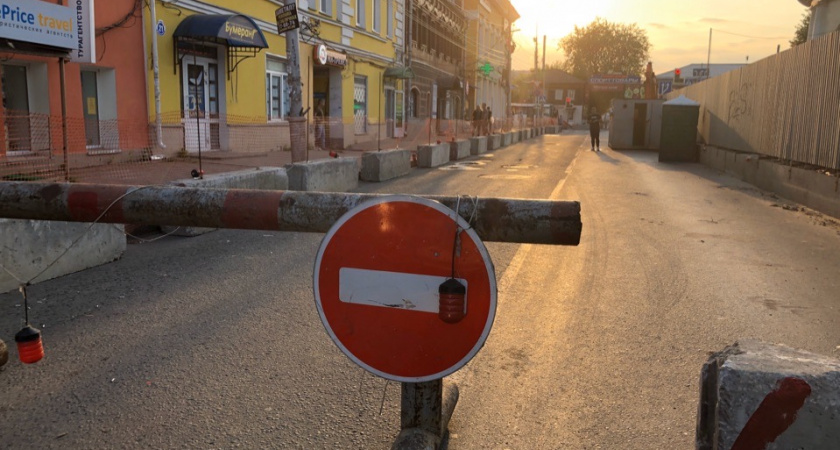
[729,83,752,121]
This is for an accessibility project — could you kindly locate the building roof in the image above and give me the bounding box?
[657,63,745,80]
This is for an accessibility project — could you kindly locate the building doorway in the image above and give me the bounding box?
[80,70,100,147]
[181,56,219,152]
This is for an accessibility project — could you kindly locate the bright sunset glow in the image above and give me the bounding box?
[510,0,808,74]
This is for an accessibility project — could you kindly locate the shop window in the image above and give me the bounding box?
[266,57,290,120]
[353,75,367,134]
[80,68,119,153]
[1,63,50,154]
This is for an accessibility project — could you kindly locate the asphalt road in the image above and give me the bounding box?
[2,131,839,449]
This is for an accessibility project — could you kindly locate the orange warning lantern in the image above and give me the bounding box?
[15,325,44,364]
[438,278,466,324]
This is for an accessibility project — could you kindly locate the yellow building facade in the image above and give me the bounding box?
[144,0,407,153]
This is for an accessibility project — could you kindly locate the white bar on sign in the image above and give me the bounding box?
[338,268,468,313]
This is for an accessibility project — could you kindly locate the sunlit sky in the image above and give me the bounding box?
[509,0,808,74]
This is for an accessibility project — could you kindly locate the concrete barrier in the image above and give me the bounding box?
[361,149,411,182]
[502,132,512,147]
[697,340,840,450]
[1,219,125,294]
[449,139,471,161]
[417,143,450,168]
[288,157,359,191]
[489,134,502,150]
[511,130,520,143]
[699,146,840,219]
[470,136,487,155]
[166,167,289,236]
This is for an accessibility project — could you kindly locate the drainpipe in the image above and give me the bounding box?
[149,0,166,150]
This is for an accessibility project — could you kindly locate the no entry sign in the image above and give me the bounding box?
[314,195,497,382]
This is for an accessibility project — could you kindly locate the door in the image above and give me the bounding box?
[1,64,31,153]
[80,70,100,147]
[182,57,212,153]
[632,103,648,147]
[385,88,395,138]
[394,90,404,138]
[353,76,367,135]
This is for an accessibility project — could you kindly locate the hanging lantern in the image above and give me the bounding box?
[438,278,466,324]
[15,325,44,364]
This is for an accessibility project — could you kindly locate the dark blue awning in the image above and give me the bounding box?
[173,14,268,48]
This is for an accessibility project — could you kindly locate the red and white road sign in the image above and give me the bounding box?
[314,195,497,382]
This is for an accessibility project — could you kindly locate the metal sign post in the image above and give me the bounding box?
[276,2,306,162]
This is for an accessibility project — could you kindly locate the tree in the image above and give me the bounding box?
[558,18,650,80]
[790,12,810,47]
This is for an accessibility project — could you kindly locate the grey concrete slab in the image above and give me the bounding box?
[417,143,450,168]
[361,149,411,182]
[470,137,487,155]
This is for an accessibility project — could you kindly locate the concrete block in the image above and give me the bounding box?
[489,134,502,150]
[449,140,471,161]
[288,157,359,192]
[697,340,840,450]
[1,219,125,294]
[166,167,289,236]
[417,143,450,168]
[469,136,487,155]
[361,149,411,182]
[512,130,520,143]
[502,132,512,147]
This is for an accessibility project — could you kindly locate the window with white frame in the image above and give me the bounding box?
[320,0,328,13]
[372,0,381,33]
[266,57,290,120]
[386,0,393,38]
[356,0,366,27]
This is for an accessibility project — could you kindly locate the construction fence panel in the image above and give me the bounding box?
[667,30,840,171]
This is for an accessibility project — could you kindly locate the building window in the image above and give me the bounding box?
[353,75,367,134]
[80,70,100,147]
[356,0,366,28]
[372,0,381,33]
[320,0,328,13]
[266,57,290,120]
[386,0,393,38]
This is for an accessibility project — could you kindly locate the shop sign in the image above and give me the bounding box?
[0,0,76,50]
[69,0,95,64]
[314,44,347,68]
[589,74,642,85]
[222,15,261,46]
[274,4,299,35]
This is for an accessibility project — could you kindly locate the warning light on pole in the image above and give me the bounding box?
[674,68,682,82]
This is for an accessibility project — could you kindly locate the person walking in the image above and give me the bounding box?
[588,106,601,151]
[314,99,326,150]
[484,106,493,136]
[472,104,482,137]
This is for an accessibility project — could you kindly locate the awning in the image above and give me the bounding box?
[173,14,268,48]
[384,67,415,79]
[173,14,268,79]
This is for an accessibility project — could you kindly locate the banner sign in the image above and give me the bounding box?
[0,0,76,50]
[589,74,642,85]
[69,0,95,63]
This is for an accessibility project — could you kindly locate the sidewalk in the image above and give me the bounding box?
[72,148,353,186]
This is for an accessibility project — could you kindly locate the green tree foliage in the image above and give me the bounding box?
[559,18,650,80]
[790,12,810,47]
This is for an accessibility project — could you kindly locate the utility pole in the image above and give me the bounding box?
[281,0,307,162]
[541,35,546,126]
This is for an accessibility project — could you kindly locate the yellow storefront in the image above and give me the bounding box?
[145,0,406,153]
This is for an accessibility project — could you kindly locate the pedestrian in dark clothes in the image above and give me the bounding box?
[588,106,601,151]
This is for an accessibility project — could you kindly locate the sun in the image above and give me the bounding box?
[509,0,618,69]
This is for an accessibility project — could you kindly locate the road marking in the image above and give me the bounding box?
[499,137,584,293]
[731,377,812,450]
[339,267,468,314]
